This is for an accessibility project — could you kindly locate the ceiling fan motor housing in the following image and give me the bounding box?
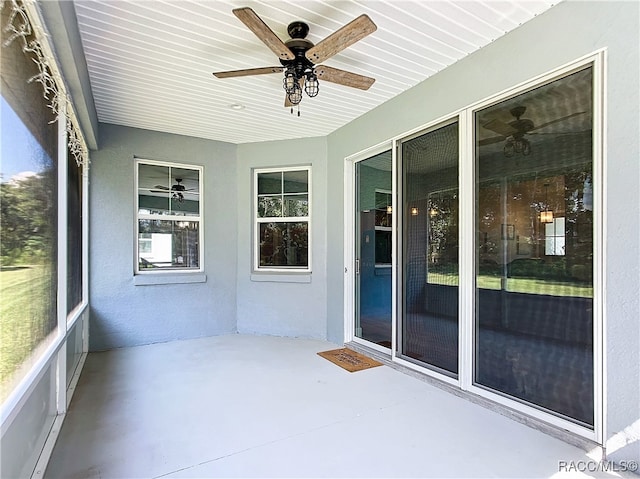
[287,21,309,39]
[281,39,315,75]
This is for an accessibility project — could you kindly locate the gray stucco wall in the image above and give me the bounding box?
[235,137,328,339]
[326,0,639,464]
[89,124,238,350]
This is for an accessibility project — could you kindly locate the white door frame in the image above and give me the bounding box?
[343,141,396,354]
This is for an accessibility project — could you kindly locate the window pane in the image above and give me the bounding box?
[401,122,459,375]
[259,222,308,268]
[67,149,83,314]
[375,191,391,209]
[375,230,392,265]
[258,172,282,194]
[1,6,59,402]
[170,167,199,216]
[283,194,308,217]
[283,170,308,193]
[138,220,199,269]
[258,195,283,217]
[475,67,593,426]
[138,164,170,214]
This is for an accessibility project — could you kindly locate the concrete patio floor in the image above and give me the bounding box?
[45,334,624,478]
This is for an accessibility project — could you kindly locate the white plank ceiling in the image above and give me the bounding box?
[72,0,557,144]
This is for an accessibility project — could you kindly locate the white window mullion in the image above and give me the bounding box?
[56,104,68,415]
[391,139,399,359]
[592,50,606,447]
[459,109,474,391]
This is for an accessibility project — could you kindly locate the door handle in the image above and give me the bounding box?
[355,259,360,275]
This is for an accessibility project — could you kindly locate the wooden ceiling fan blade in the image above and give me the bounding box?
[314,65,375,90]
[232,7,294,60]
[478,136,506,146]
[213,67,283,79]
[481,118,517,137]
[305,14,376,64]
[531,111,587,131]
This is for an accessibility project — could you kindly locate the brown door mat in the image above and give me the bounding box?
[317,348,383,372]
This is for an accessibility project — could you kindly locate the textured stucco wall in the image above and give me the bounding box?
[89,124,238,350]
[326,0,639,464]
[235,137,328,339]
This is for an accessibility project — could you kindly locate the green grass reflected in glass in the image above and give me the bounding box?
[427,270,593,298]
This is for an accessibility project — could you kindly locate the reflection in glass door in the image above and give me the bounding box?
[354,151,392,348]
[474,66,594,426]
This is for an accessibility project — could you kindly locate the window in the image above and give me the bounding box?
[135,160,202,273]
[254,167,310,271]
[374,190,392,266]
[67,147,83,313]
[1,5,59,401]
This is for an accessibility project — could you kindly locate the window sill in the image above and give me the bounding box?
[250,273,311,283]
[134,273,207,286]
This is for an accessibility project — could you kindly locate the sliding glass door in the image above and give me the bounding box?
[347,57,599,433]
[354,150,393,348]
[399,121,459,375]
[474,66,594,425]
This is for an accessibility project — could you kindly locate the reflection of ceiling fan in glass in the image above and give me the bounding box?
[150,178,197,202]
[480,106,586,157]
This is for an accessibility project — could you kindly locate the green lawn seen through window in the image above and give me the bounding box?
[0,264,55,400]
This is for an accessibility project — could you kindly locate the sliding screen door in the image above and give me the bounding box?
[474,67,594,426]
[400,121,459,375]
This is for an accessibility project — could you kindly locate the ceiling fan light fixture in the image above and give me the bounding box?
[305,73,319,97]
[283,68,297,94]
[288,83,303,105]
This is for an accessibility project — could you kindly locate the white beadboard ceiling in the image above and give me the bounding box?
[72,0,557,145]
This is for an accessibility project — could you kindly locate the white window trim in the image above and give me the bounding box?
[253,166,312,274]
[133,158,204,276]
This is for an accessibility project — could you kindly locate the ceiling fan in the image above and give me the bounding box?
[150,178,197,202]
[480,106,586,157]
[213,7,377,114]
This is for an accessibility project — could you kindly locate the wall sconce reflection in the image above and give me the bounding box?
[411,207,419,216]
[540,210,554,223]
